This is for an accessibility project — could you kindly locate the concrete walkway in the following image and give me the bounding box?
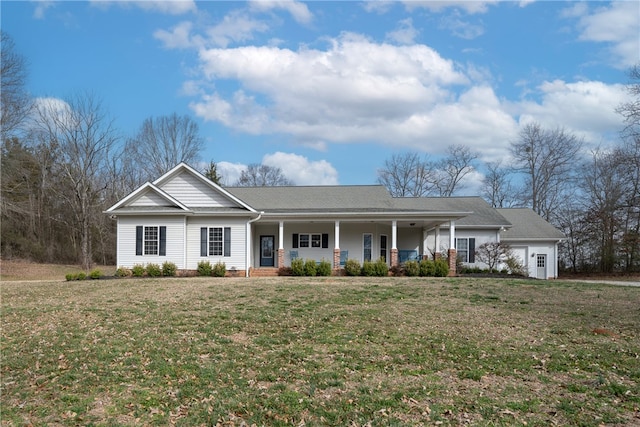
[565,279,640,287]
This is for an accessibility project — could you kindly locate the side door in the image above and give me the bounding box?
[536,254,547,279]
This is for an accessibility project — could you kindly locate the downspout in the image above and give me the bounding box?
[245,212,263,277]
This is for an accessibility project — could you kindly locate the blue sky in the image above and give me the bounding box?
[2,1,638,189]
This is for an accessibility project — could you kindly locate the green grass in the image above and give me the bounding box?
[2,277,639,426]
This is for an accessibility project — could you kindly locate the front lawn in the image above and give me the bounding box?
[2,277,639,426]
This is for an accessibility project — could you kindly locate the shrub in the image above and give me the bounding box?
[291,258,305,276]
[504,255,526,276]
[146,263,162,277]
[212,261,226,277]
[344,259,361,276]
[304,259,317,277]
[197,260,213,276]
[162,261,177,277]
[419,259,435,277]
[374,258,389,276]
[65,273,75,281]
[404,260,419,277]
[132,264,145,277]
[89,269,101,280]
[76,272,87,280]
[316,259,332,276]
[361,260,376,276]
[115,267,131,278]
[434,259,449,277]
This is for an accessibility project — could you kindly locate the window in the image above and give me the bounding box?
[380,235,387,261]
[201,227,231,257]
[292,233,329,249]
[136,226,166,256]
[456,238,475,263]
[363,233,372,262]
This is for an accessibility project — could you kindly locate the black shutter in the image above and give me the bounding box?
[322,233,329,249]
[159,226,166,256]
[200,227,208,256]
[292,233,298,248]
[136,226,143,256]
[224,227,231,257]
[469,238,476,263]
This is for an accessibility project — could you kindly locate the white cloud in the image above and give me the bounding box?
[216,161,247,186]
[90,0,197,15]
[205,10,270,48]
[515,79,628,146]
[571,1,640,68]
[154,21,198,49]
[403,1,499,15]
[249,0,313,24]
[386,18,419,45]
[438,14,485,40]
[262,152,339,185]
[33,0,55,19]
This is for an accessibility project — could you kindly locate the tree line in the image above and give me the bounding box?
[2,31,638,273]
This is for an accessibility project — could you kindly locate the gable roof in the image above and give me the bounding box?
[105,182,190,214]
[497,208,565,241]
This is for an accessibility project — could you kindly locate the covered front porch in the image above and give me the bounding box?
[247,215,464,276]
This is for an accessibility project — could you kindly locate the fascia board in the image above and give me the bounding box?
[259,211,472,220]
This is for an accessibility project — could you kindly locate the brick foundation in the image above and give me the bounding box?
[447,248,457,276]
[333,249,341,269]
[277,248,284,268]
[391,248,399,267]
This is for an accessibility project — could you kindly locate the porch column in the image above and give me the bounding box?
[448,220,457,276]
[391,220,398,267]
[333,221,341,269]
[277,221,285,268]
[434,225,441,259]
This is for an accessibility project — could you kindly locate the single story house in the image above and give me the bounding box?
[105,163,564,279]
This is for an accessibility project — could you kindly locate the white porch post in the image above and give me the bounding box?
[435,225,441,258]
[278,221,284,249]
[334,221,340,249]
[449,221,455,249]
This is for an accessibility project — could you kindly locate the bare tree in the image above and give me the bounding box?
[125,113,204,181]
[616,63,640,140]
[475,242,512,272]
[234,164,293,186]
[1,31,32,142]
[434,144,478,197]
[31,93,119,270]
[510,122,583,222]
[481,160,517,208]
[376,152,436,197]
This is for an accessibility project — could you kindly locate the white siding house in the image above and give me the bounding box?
[106,163,564,278]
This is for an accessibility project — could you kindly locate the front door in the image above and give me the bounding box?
[536,254,547,279]
[260,235,275,267]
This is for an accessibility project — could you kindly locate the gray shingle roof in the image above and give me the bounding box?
[226,185,396,211]
[497,208,565,240]
[395,197,512,227]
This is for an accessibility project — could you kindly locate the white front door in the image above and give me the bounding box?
[536,254,547,279]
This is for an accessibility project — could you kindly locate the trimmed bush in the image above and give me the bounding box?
[197,260,213,276]
[374,258,389,276]
[76,272,87,281]
[304,259,317,277]
[291,258,305,276]
[344,259,361,276]
[404,260,419,277]
[115,267,131,278]
[89,269,102,280]
[419,259,435,277]
[316,260,332,276]
[65,273,75,281]
[212,261,226,277]
[434,259,449,277]
[361,260,376,276]
[162,261,177,277]
[132,264,145,277]
[146,263,161,277]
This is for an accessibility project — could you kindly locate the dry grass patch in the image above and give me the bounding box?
[2,277,639,426]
